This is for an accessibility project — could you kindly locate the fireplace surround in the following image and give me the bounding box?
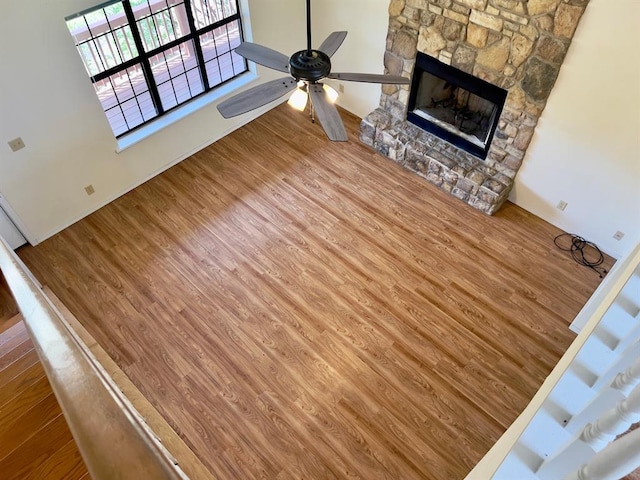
[408,52,507,159]
[361,0,589,214]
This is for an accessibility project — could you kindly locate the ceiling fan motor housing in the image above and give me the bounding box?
[289,50,331,82]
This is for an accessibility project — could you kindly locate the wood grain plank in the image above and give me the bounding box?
[0,349,40,389]
[0,336,33,372]
[24,439,87,480]
[0,274,19,327]
[0,392,63,462]
[0,361,45,409]
[17,103,615,480]
[0,414,75,480]
[0,375,55,431]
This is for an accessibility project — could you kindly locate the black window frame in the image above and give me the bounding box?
[65,0,248,138]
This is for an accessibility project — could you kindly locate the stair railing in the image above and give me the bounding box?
[0,235,189,480]
[565,427,640,480]
[467,242,640,479]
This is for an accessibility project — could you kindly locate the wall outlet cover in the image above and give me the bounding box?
[8,137,25,152]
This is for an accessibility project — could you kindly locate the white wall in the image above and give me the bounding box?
[2,0,638,260]
[316,0,640,259]
[312,0,390,118]
[509,0,640,259]
[0,0,302,244]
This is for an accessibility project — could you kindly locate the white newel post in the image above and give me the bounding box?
[579,382,640,450]
[565,427,640,480]
[611,356,640,396]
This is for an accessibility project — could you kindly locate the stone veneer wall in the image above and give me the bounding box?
[360,0,589,214]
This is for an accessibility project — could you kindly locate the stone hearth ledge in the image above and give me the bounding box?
[361,109,511,214]
[361,0,589,214]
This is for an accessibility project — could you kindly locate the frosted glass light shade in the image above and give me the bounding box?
[288,88,308,111]
[323,84,338,103]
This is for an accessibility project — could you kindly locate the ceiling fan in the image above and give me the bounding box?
[216,0,410,142]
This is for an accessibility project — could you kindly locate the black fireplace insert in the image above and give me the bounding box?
[407,52,507,160]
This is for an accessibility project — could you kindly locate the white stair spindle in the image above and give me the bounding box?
[580,382,640,450]
[611,356,640,396]
[565,427,640,480]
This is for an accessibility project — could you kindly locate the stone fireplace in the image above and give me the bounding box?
[361,0,589,214]
[408,51,507,159]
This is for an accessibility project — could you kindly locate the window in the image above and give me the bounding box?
[65,0,247,137]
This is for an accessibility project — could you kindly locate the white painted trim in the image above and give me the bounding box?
[115,72,259,152]
[570,244,640,333]
[466,242,640,479]
[0,193,34,246]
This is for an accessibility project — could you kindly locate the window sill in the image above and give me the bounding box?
[115,71,259,153]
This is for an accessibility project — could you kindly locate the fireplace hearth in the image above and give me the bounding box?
[407,52,507,159]
[361,0,589,215]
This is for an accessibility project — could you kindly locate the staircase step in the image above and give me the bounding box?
[493,443,541,480]
[574,332,619,383]
[536,438,596,480]
[619,270,640,311]
[615,314,640,353]
[548,369,596,417]
[592,341,640,392]
[565,387,625,435]
[518,408,574,461]
[598,302,637,350]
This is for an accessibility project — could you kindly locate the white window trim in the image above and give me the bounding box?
[111,0,256,152]
[115,69,258,152]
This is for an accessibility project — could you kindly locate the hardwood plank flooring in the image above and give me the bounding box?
[0,273,19,327]
[18,104,614,479]
[0,321,88,479]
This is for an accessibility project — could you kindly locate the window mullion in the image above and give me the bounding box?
[123,1,164,115]
[184,0,209,89]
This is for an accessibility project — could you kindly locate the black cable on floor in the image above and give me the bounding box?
[554,233,608,278]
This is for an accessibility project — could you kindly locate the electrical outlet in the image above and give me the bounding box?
[613,231,625,241]
[85,185,95,196]
[8,137,25,152]
[338,83,344,93]
[556,200,568,211]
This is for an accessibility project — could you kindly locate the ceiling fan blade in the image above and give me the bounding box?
[234,42,290,73]
[217,77,297,118]
[328,72,410,84]
[318,31,348,58]
[309,84,348,142]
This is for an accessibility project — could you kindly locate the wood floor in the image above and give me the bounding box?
[0,274,18,328]
[17,104,614,479]
[0,318,88,479]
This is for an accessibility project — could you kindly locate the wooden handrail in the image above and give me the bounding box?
[0,236,189,480]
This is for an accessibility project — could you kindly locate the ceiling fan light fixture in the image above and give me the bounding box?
[288,87,308,111]
[323,84,338,103]
[216,1,409,141]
